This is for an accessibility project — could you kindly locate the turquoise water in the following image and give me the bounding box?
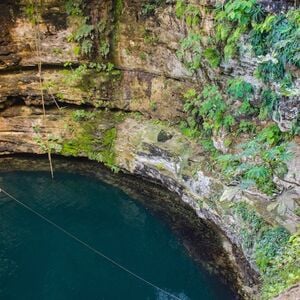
[0,171,235,300]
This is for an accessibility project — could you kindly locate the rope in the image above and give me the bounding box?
[0,187,181,300]
[33,0,54,179]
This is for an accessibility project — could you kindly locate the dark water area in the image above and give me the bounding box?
[0,171,235,300]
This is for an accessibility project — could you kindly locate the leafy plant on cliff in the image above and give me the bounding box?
[251,10,300,85]
[217,124,292,195]
[175,1,201,27]
[214,0,264,60]
[261,232,300,299]
[233,202,264,248]
[227,78,257,115]
[259,89,281,120]
[65,0,95,57]
[183,85,235,135]
[141,0,165,17]
[72,110,95,122]
[177,33,202,73]
[233,202,299,299]
[255,226,290,272]
[203,47,221,68]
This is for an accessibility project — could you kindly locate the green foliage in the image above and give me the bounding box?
[66,0,112,59]
[61,117,119,172]
[179,121,200,139]
[255,227,290,272]
[99,41,110,58]
[62,64,89,87]
[149,101,157,111]
[65,0,83,16]
[227,78,254,100]
[141,0,164,16]
[233,202,299,299]
[213,0,299,88]
[65,0,96,57]
[233,202,265,248]
[255,59,286,83]
[259,89,281,120]
[234,202,264,232]
[257,123,283,145]
[67,20,94,56]
[72,110,95,122]
[203,48,221,68]
[62,62,120,91]
[217,124,291,195]
[214,0,263,60]
[177,33,202,72]
[261,232,300,299]
[175,0,186,18]
[183,85,235,135]
[227,78,256,115]
[251,10,300,84]
[101,128,118,171]
[175,1,201,27]
[237,120,256,134]
[24,1,41,24]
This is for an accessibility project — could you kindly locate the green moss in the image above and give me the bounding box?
[255,226,290,273]
[261,232,300,299]
[233,202,265,249]
[115,0,123,17]
[100,127,118,170]
[61,122,95,157]
[61,111,122,172]
[232,202,299,299]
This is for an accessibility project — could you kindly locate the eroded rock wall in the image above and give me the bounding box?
[0,0,299,299]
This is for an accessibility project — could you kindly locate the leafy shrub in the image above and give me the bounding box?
[237,120,256,134]
[183,85,235,134]
[233,202,265,249]
[217,124,291,195]
[251,10,300,86]
[72,110,95,122]
[141,0,164,16]
[214,0,264,60]
[227,78,256,115]
[233,202,299,299]
[259,89,281,120]
[227,78,254,100]
[255,226,290,272]
[175,1,201,27]
[177,33,202,72]
[203,48,221,68]
[261,232,300,299]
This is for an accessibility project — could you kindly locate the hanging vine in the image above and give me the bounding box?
[26,0,54,178]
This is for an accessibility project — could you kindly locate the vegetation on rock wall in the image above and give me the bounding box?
[177,0,299,196]
[233,202,300,299]
[175,1,299,297]
[61,111,123,172]
[19,1,299,298]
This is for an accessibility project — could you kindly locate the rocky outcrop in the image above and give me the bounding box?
[1,104,299,298]
[0,0,299,299]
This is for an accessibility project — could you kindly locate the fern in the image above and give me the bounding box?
[177,33,202,72]
[259,89,280,120]
[227,78,254,100]
[203,48,221,68]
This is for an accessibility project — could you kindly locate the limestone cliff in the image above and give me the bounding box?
[0,0,299,299]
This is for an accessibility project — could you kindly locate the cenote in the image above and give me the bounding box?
[0,169,236,300]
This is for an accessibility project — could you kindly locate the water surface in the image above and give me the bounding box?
[0,171,234,299]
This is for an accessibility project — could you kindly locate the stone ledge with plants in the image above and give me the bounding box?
[0,0,299,299]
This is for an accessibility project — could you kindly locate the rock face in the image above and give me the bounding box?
[0,0,299,299]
